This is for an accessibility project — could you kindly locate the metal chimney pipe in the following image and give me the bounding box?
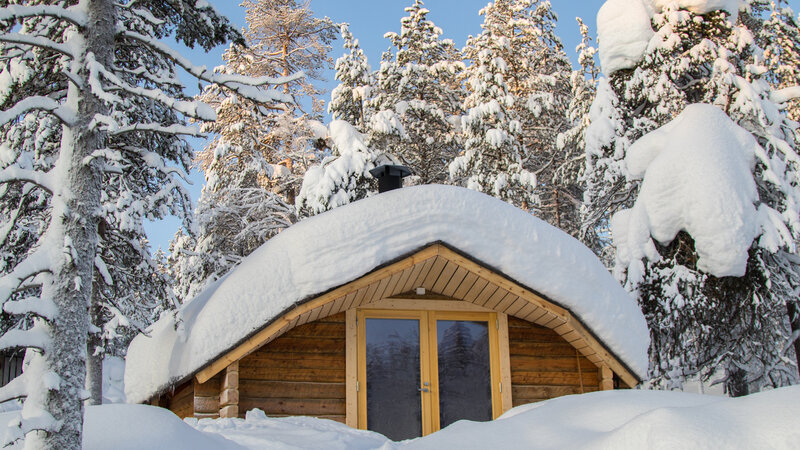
[369,164,413,193]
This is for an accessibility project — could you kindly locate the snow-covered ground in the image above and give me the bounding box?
[5,387,798,449]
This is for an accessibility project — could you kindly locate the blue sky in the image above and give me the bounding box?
[144,0,798,251]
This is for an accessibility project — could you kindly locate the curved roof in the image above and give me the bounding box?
[126,185,649,403]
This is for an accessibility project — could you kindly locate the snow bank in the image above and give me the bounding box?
[612,104,761,278]
[126,185,648,403]
[598,0,744,75]
[7,387,796,449]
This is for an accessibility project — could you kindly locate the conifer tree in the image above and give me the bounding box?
[329,24,371,131]
[0,1,293,446]
[763,0,800,121]
[170,0,336,302]
[587,1,800,393]
[450,2,536,206]
[367,0,463,184]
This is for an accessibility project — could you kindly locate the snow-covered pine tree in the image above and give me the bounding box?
[296,120,386,216]
[590,0,800,393]
[553,17,599,239]
[196,0,336,204]
[0,1,294,446]
[449,1,536,206]
[762,0,800,122]
[367,0,463,184]
[329,24,371,132]
[169,0,335,303]
[169,140,295,302]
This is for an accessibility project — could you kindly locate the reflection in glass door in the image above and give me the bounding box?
[364,318,422,440]
[435,320,492,428]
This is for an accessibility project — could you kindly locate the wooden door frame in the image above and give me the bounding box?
[348,302,512,436]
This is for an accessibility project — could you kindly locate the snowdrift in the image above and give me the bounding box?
[5,387,797,449]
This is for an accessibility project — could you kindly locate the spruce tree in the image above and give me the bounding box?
[367,0,463,184]
[329,24,371,132]
[450,1,536,206]
[588,1,800,393]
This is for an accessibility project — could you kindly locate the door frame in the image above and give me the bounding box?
[348,301,512,435]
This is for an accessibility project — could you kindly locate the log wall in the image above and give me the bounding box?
[238,312,347,422]
[508,316,599,406]
[167,381,194,419]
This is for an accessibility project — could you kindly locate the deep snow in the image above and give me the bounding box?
[126,185,648,403]
[5,387,798,449]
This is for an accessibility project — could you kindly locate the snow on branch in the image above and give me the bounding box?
[3,297,58,320]
[0,248,54,302]
[0,96,76,128]
[0,373,26,403]
[0,166,56,194]
[119,29,301,104]
[109,123,206,138]
[0,32,75,58]
[0,5,87,28]
[87,53,217,121]
[0,328,50,352]
[770,86,800,105]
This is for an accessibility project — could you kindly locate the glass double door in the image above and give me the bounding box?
[357,310,500,439]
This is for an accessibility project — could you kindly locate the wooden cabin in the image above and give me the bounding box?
[126,185,647,440]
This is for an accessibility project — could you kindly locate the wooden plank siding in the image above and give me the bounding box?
[507,316,599,407]
[238,312,347,423]
[166,381,194,419]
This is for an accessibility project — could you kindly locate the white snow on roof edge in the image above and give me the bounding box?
[125,185,649,403]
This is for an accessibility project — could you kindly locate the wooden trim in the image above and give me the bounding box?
[194,243,640,390]
[497,313,513,414]
[345,309,358,428]
[599,364,614,391]
[356,309,501,435]
[196,246,439,383]
[219,361,239,418]
[362,298,494,312]
[564,315,638,388]
[435,246,569,320]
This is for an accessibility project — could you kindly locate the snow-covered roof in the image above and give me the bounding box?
[125,185,649,403]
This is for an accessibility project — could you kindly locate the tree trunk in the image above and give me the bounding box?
[33,1,115,448]
[789,301,800,379]
[85,295,104,406]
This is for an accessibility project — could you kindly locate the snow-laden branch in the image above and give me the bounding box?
[0,5,87,28]
[0,166,56,194]
[0,32,75,58]
[119,29,301,104]
[0,248,54,302]
[87,53,217,121]
[109,123,206,137]
[0,328,50,352]
[0,373,26,403]
[771,86,800,104]
[3,296,58,320]
[0,96,76,128]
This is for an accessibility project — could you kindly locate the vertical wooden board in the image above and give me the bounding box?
[345,309,358,427]
[295,310,312,328]
[421,257,448,290]
[441,266,468,297]
[359,281,381,308]
[431,261,458,294]
[452,271,479,299]
[497,313,513,413]
[348,287,368,310]
[318,300,334,320]
[599,365,614,391]
[307,305,323,324]
[462,277,490,303]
